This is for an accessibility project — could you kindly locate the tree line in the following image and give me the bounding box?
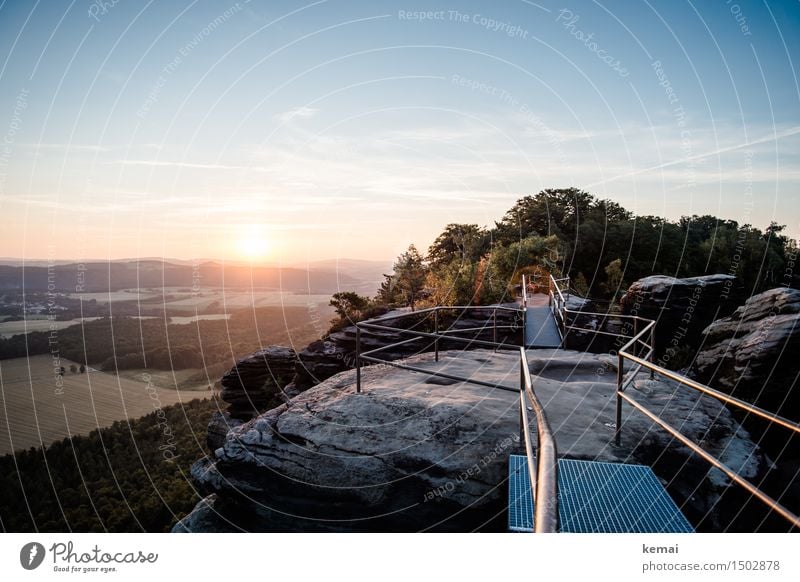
[0,306,322,373]
[0,397,215,532]
[329,188,796,326]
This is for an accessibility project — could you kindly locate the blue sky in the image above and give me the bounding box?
[0,0,798,263]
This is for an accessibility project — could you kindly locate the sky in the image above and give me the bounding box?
[0,0,798,264]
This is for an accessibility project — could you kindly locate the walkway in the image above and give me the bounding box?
[523,293,561,348]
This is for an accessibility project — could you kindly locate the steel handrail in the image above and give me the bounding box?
[356,304,527,394]
[354,303,559,532]
[519,348,559,532]
[540,273,800,528]
[617,350,800,437]
[600,288,800,529]
[358,304,521,326]
[618,392,800,529]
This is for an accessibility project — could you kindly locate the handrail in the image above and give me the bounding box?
[355,304,527,395]
[540,272,800,529]
[354,274,800,530]
[354,303,559,532]
[519,348,559,532]
[592,287,800,529]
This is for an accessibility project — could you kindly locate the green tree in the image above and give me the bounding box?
[494,188,595,243]
[393,245,428,311]
[491,234,562,285]
[426,224,491,269]
[572,272,590,297]
[604,258,625,299]
[329,292,370,321]
[375,273,400,306]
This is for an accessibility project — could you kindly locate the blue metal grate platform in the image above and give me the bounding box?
[508,455,694,533]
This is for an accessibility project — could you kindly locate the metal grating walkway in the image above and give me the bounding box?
[525,306,562,348]
[508,455,694,533]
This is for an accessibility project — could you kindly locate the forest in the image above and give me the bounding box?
[0,397,215,532]
[335,188,796,321]
[0,306,323,375]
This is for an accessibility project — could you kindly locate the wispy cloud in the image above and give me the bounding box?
[19,143,110,152]
[276,106,319,124]
[110,160,248,170]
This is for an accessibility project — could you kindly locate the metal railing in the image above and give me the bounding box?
[519,349,559,532]
[355,305,523,394]
[539,274,800,529]
[615,325,800,529]
[354,305,559,532]
[353,274,800,530]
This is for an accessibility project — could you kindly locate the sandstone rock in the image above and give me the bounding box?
[220,346,297,419]
[692,287,800,415]
[620,274,744,364]
[180,349,762,532]
[206,410,245,451]
[173,495,240,533]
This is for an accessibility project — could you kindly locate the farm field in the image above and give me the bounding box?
[0,317,102,338]
[0,355,212,455]
[73,290,160,302]
[156,290,335,313]
[168,313,231,324]
[115,368,212,391]
[67,289,335,315]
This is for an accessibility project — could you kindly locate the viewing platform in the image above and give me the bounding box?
[508,455,694,533]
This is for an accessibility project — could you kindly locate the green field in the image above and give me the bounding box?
[0,317,102,338]
[68,289,335,315]
[0,355,211,455]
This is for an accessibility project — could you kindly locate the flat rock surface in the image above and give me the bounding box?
[178,348,761,532]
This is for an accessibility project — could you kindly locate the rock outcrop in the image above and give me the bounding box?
[220,346,298,417]
[208,346,299,450]
[178,349,763,532]
[692,287,800,414]
[620,275,744,364]
[207,307,522,451]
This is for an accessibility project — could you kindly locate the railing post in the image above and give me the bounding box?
[493,308,497,346]
[355,325,362,393]
[521,304,526,348]
[519,359,525,446]
[434,309,439,362]
[615,352,623,445]
[650,325,656,380]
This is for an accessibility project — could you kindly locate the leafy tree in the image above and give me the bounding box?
[494,188,595,243]
[375,273,400,306]
[491,234,562,285]
[572,272,590,297]
[329,292,370,321]
[604,258,625,299]
[427,224,491,269]
[393,245,428,311]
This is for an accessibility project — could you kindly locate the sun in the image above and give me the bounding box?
[235,226,271,262]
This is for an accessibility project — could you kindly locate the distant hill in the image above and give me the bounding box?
[290,258,393,291]
[0,260,362,294]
